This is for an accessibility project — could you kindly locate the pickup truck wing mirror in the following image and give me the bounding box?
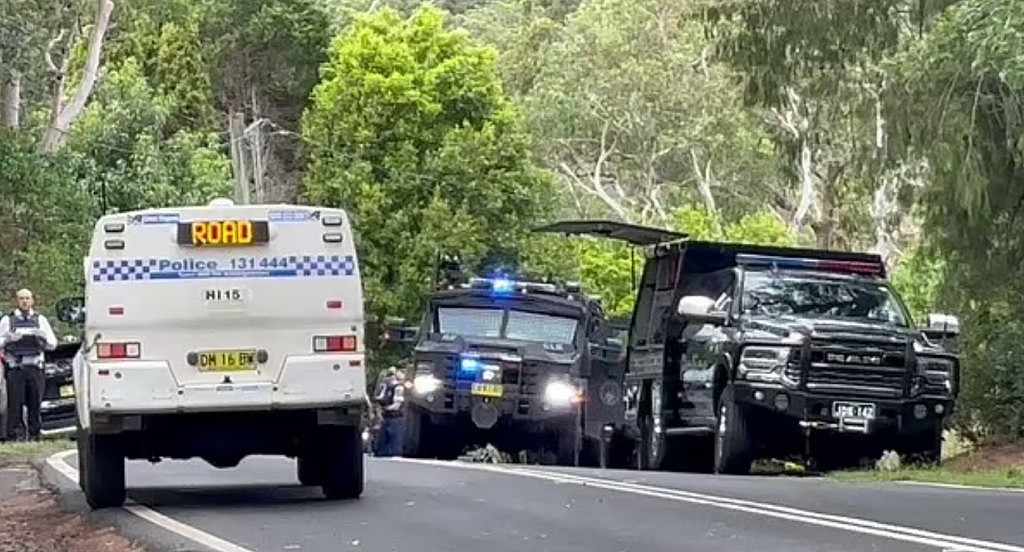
[382,325,419,346]
[921,312,960,353]
[677,295,727,326]
[924,313,960,335]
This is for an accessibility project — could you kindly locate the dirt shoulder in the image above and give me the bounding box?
[0,440,147,552]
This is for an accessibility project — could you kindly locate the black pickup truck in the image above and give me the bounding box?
[0,338,80,439]
[40,340,80,435]
[536,221,961,473]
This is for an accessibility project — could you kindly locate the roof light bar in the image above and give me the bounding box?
[466,277,559,295]
[735,253,883,275]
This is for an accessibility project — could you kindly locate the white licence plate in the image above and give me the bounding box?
[832,401,876,420]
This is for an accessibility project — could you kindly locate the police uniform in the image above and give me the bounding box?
[374,374,406,457]
[0,309,57,440]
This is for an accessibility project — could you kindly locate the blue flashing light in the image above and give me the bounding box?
[460,358,482,371]
[492,278,514,294]
[735,253,882,275]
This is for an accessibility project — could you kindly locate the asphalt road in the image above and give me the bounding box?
[44,452,1024,552]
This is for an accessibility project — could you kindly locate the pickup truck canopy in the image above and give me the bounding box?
[532,220,687,246]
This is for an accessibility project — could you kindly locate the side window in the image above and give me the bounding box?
[680,269,737,310]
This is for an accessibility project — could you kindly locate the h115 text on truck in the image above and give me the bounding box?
[536,221,961,474]
[57,199,368,509]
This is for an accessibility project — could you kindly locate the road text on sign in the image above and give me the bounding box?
[198,350,257,371]
[178,220,270,247]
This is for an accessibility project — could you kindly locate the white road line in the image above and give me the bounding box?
[391,457,1024,552]
[894,480,1024,494]
[46,450,256,552]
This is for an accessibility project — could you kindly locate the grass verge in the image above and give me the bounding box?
[832,465,1024,488]
[0,438,74,468]
[829,443,1024,490]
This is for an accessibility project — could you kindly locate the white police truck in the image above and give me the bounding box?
[57,199,367,509]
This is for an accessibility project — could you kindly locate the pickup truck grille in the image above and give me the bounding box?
[791,338,909,397]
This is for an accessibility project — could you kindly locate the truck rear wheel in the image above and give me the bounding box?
[77,429,126,509]
[297,455,324,486]
[714,386,753,475]
[320,425,364,500]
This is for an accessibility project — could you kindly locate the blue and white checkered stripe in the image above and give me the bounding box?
[92,259,159,281]
[91,255,358,282]
[294,255,358,276]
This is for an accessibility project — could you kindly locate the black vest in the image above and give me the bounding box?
[5,311,43,358]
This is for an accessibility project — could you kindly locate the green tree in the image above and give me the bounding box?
[0,130,95,312]
[302,6,556,330]
[884,0,1024,443]
[523,0,784,226]
[66,58,232,213]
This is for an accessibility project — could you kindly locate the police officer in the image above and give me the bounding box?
[0,289,57,441]
[373,367,406,457]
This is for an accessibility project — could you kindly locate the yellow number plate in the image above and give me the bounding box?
[59,385,74,398]
[198,350,257,372]
[471,383,503,397]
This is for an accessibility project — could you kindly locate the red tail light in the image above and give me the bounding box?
[313,335,357,352]
[96,341,141,359]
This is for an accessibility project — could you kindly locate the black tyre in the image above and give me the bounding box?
[402,409,431,458]
[555,425,581,466]
[77,428,126,509]
[899,426,943,467]
[320,425,364,500]
[638,412,665,470]
[713,386,753,475]
[297,455,324,486]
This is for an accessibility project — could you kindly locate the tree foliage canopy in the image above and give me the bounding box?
[302,6,556,325]
[3,0,1024,440]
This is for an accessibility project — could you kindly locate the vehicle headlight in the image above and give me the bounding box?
[738,346,791,383]
[916,356,955,392]
[413,374,441,394]
[543,380,578,406]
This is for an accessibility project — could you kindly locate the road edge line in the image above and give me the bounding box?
[390,458,1019,552]
[45,450,257,552]
[893,480,1024,493]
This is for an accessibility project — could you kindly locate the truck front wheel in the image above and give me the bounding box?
[402,409,432,458]
[319,425,364,500]
[714,386,753,475]
[899,425,943,466]
[77,429,126,509]
[555,425,581,466]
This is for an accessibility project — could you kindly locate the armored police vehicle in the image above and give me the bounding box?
[536,221,961,473]
[59,199,368,509]
[397,275,628,466]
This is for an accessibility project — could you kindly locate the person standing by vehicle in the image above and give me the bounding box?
[373,367,406,456]
[0,289,57,441]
